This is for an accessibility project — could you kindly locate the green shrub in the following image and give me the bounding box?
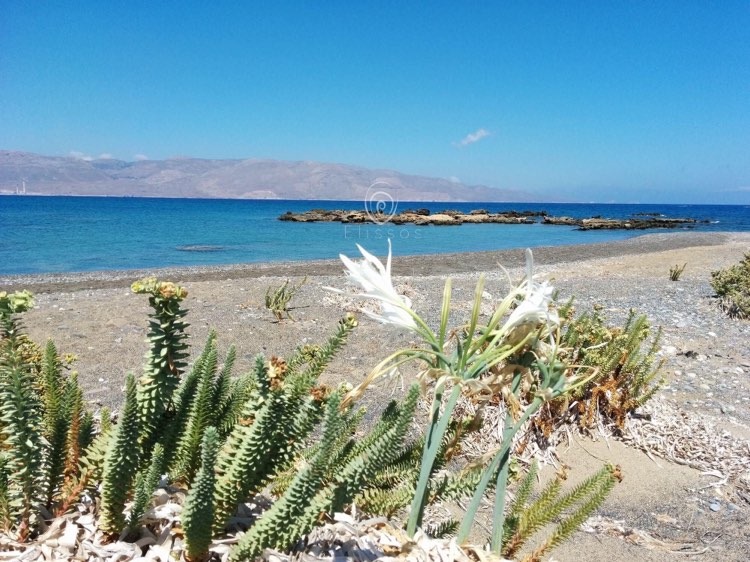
[265,276,306,320]
[711,253,750,319]
[503,461,621,561]
[546,305,664,432]
[669,263,686,281]
[1,291,90,541]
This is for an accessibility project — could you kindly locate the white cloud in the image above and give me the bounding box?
[98,153,113,160]
[134,153,149,161]
[448,176,461,183]
[455,128,491,147]
[69,150,93,161]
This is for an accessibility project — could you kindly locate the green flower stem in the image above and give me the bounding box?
[456,396,544,545]
[437,278,452,353]
[490,409,517,552]
[491,450,512,551]
[490,369,524,552]
[458,276,485,373]
[406,382,462,536]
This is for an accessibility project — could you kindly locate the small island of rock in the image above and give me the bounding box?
[279,209,702,230]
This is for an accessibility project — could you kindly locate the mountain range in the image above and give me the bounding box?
[0,151,541,202]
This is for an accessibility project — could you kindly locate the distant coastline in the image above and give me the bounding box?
[0,150,545,202]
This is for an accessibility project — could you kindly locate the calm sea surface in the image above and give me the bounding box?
[1,196,748,275]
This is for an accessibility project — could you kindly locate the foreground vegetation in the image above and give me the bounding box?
[0,247,667,560]
[711,253,750,319]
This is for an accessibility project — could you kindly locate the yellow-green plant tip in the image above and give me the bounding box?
[0,290,35,315]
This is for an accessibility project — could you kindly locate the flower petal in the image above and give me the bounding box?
[334,240,417,331]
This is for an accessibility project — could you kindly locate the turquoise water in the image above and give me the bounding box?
[1,196,748,275]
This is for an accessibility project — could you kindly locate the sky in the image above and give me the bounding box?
[1,1,749,204]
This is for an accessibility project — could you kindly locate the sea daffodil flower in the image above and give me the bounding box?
[329,240,417,331]
[503,249,560,333]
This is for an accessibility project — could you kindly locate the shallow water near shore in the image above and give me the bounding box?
[2,196,748,274]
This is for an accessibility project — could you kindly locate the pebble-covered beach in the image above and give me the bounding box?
[3,230,750,560]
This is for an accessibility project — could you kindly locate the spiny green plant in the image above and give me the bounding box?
[229,384,420,561]
[99,373,140,535]
[182,428,219,562]
[669,263,686,281]
[265,276,306,320]
[548,306,665,432]
[54,401,100,517]
[163,333,244,484]
[38,340,74,507]
[349,414,485,523]
[131,277,189,452]
[0,340,45,540]
[212,314,358,533]
[0,456,10,532]
[73,407,113,495]
[502,461,621,561]
[711,253,750,319]
[127,444,165,534]
[170,334,221,482]
[0,292,94,538]
[0,291,47,541]
[1,284,367,553]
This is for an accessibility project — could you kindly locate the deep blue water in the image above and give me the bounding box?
[1,196,748,275]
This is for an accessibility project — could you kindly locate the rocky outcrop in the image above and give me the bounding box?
[543,216,700,230]
[279,209,541,225]
[280,209,703,230]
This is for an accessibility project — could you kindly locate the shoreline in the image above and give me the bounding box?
[2,231,740,293]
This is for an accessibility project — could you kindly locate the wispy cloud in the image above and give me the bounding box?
[69,150,93,161]
[134,153,149,161]
[455,128,491,147]
[448,176,461,183]
[98,153,113,160]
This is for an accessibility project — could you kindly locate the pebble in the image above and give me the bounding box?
[709,502,721,512]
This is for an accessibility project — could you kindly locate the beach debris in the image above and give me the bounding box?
[580,516,707,554]
[621,396,750,492]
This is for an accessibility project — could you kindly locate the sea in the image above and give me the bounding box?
[1,196,748,275]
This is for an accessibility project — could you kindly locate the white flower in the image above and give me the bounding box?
[503,249,560,332]
[329,240,417,331]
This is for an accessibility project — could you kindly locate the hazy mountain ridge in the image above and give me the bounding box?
[0,150,542,202]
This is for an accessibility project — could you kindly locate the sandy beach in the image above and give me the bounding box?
[4,230,750,560]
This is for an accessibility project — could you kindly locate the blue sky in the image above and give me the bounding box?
[1,2,748,204]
